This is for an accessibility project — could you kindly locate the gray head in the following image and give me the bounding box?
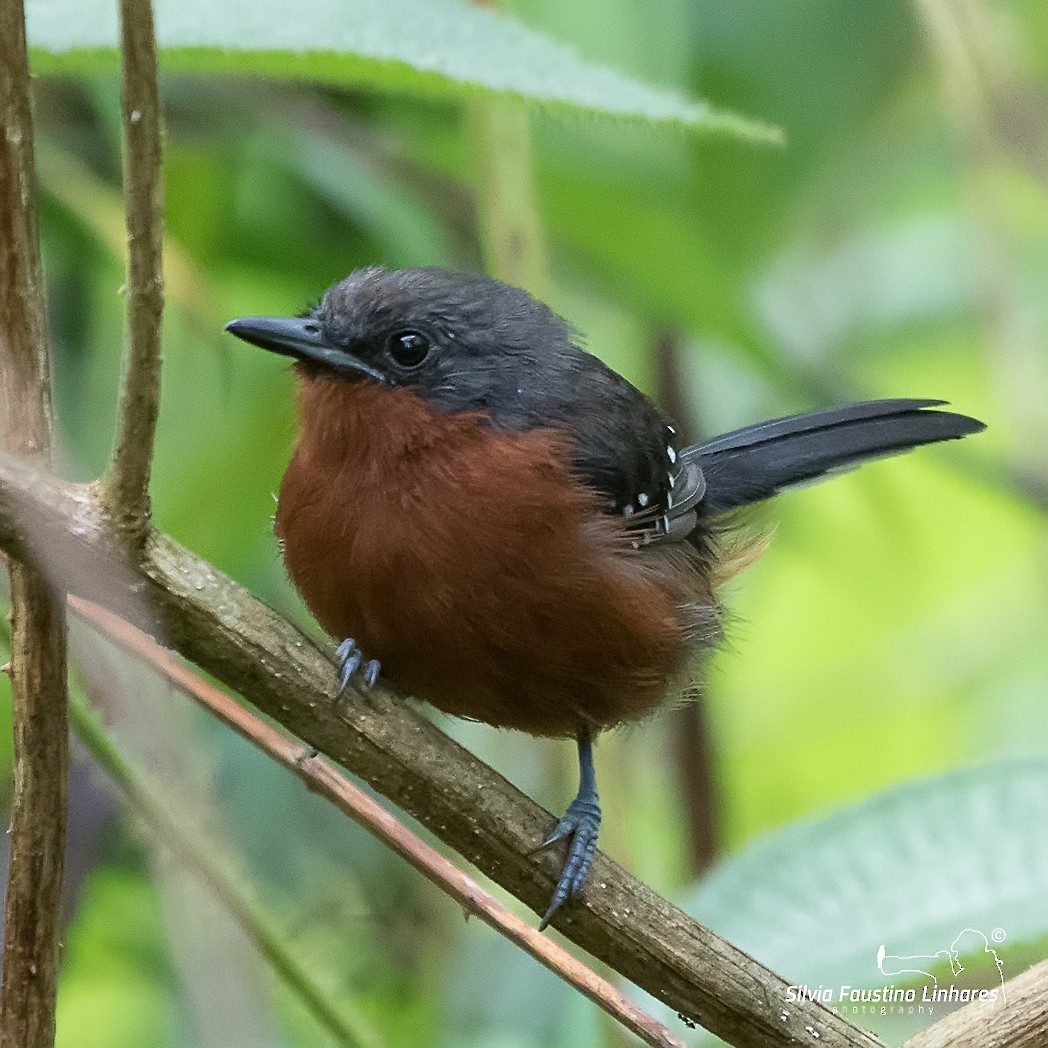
[226,267,586,419]
[226,266,677,512]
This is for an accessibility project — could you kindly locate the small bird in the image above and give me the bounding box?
[226,267,984,927]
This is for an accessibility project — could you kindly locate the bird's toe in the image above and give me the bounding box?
[335,638,381,695]
[536,794,601,930]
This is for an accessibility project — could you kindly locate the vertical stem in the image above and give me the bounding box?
[469,97,551,297]
[669,702,718,874]
[0,579,68,1048]
[653,329,719,875]
[0,2,69,1046]
[466,0,550,294]
[106,0,164,540]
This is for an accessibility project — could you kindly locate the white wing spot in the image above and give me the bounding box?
[637,492,649,508]
[623,504,635,518]
[667,445,677,464]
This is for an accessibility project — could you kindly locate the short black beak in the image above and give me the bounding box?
[224,315,386,382]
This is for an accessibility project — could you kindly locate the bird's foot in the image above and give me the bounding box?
[534,789,601,930]
[335,638,381,695]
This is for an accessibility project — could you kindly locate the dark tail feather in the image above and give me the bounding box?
[684,399,984,516]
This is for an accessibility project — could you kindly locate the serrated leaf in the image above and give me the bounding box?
[25,0,781,142]
[684,761,1048,984]
[635,762,1048,1045]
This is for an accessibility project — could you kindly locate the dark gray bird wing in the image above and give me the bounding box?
[636,399,984,546]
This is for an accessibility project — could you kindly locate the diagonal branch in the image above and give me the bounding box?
[0,3,68,1046]
[67,681,373,1048]
[70,595,687,1048]
[105,0,164,538]
[0,454,885,1048]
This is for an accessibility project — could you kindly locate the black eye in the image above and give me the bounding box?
[387,330,431,369]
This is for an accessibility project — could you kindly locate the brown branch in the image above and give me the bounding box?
[0,456,885,1048]
[70,596,687,1048]
[902,958,1048,1048]
[0,3,68,1046]
[105,0,164,539]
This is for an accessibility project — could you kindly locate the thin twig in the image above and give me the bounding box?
[105,0,164,539]
[65,683,371,1048]
[0,456,885,1048]
[0,3,68,1046]
[69,596,687,1048]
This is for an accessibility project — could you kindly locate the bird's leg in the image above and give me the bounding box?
[335,638,381,695]
[535,725,601,930]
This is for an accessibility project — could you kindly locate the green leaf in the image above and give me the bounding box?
[681,761,1048,984]
[279,129,458,268]
[26,0,781,142]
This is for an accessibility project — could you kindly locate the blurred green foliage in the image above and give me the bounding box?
[3,0,1047,1045]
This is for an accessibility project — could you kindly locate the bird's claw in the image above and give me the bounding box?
[335,638,381,695]
[534,793,601,930]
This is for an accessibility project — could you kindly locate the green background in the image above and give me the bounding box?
[3,0,1047,1044]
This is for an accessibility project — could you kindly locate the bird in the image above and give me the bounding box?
[225,266,984,928]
